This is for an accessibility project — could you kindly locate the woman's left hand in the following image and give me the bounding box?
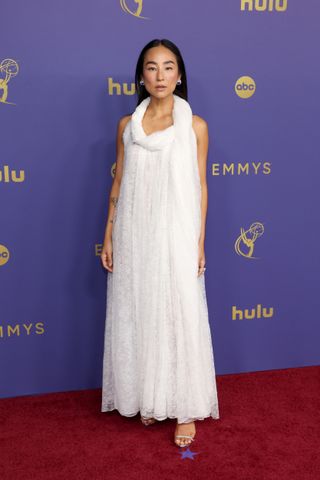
[198,243,206,277]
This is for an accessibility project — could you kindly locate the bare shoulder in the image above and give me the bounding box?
[192,114,208,142]
[118,114,132,132]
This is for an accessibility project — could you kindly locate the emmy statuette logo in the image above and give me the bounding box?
[234,222,265,259]
[0,59,19,105]
[119,0,149,19]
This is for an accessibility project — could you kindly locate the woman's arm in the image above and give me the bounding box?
[101,114,131,271]
[103,115,131,240]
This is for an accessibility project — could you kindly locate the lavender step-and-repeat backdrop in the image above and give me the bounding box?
[1,1,319,399]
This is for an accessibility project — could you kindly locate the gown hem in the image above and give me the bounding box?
[101,404,220,424]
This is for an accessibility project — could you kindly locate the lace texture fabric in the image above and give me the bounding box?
[101,94,220,424]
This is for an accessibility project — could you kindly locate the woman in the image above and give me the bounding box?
[100,39,220,448]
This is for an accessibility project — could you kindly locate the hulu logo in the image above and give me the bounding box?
[232,304,274,320]
[241,0,287,11]
[0,165,25,183]
[107,78,136,96]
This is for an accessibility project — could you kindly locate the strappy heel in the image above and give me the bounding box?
[174,434,195,447]
[174,421,196,447]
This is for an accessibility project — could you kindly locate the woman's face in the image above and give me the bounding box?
[141,45,181,97]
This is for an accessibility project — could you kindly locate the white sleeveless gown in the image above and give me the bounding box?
[101,94,220,424]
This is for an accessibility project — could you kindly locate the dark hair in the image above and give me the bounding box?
[134,38,188,106]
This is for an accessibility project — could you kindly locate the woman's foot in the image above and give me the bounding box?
[174,421,196,447]
[140,415,157,426]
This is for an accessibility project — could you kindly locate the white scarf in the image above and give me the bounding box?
[130,93,203,338]
[130,94,201,271]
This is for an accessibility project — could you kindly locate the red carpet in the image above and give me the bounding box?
[1,365,319,480]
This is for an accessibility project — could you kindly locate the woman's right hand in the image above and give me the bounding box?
[101,237,113,272]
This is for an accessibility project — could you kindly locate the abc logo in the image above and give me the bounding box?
[0,244,10,266]
[235,76,256,99]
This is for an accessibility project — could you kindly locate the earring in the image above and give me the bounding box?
[177,79,182,85]
[140,80,144,86]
